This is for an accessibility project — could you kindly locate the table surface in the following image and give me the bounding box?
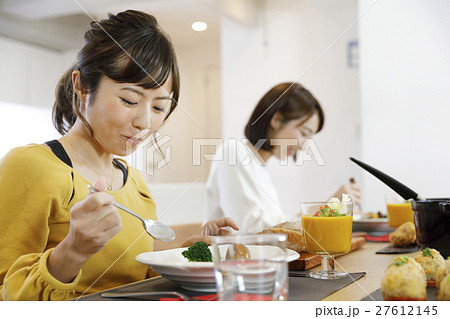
[319,242,418,301]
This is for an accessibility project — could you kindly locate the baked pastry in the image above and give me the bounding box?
[258,221,304,253]
[436,259,450,291]
[413,248,445,286]
[381,256,427,301]
[438,274,450,301]
[389,221,416,247]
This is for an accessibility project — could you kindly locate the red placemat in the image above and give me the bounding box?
[366,234,390,242]
[160,294,217,301]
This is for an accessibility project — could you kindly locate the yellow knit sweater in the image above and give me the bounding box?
[0,144,156,300]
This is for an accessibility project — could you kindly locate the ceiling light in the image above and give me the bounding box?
[192,21,207,32]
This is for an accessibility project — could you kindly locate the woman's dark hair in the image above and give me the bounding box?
[53,10,180,135]
[244,82,324,151]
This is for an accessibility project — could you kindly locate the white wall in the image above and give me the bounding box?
[0,101,60,158]
[359,0,450,212]
[0,36,64,156]
[0,36,64,109]
[145,40,222,183]
[148,183,205,225]
[221,0,361,214]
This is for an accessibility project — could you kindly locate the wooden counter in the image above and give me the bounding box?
[318,242,418,301]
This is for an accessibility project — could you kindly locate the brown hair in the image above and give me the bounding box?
[244,82,324,151]
[53,10,180,135]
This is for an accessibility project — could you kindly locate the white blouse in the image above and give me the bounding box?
[204,140,291,234]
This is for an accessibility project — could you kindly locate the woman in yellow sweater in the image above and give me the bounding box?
[0,10,237,301]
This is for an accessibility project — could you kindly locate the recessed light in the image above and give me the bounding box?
[192,21,207,32]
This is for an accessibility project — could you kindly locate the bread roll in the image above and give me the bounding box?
[436,259,450,291]
[258,221,304,253]
[414,248,445,287]
[389,221,416,247]
[438,274,450,301]
[382,256,427,301]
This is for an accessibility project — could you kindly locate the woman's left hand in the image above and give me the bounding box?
[182,217,239,247]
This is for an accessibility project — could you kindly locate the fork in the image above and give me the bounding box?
[101,291,217,301]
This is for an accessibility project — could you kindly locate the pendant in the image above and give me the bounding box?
[107,185,112,191]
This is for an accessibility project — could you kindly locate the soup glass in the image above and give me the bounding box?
[385,194,414,228]
[300,201,353,279]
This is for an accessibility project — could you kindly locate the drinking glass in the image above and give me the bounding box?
[212,234,288,301]
[385,193,414,228]
[300,201,353,279]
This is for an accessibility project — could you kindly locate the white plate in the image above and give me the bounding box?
[136,245,300,292]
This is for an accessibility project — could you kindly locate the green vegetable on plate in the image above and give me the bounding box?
[182,241,213,262]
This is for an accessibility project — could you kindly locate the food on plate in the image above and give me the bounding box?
[364,211,386,219]
[386,200,414,228]
[438,275,450,301]
[181,241,212,262]
[225,244,251,260]
[258,221,304,253]
[435,258,450,291]
[381,256,427,301]
[301,194,352,255]
[413,247,445,286]
[389,221,416,247]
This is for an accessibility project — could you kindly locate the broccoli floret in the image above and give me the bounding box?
[181,241,212,262]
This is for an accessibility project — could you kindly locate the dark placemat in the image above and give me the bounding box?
[361,287,437,301]
[75,277,192,301]
[288,272,366,301]
[76,272,366,301]
[376,244,419,254]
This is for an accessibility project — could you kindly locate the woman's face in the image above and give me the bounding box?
[268,112,320,160]
[83,75,173,156]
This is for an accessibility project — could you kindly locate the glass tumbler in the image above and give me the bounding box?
[212,233,288,301]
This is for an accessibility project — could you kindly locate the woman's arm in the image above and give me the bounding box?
[0,148,121,300]
[47,178,122,283]
[182,217,239,247]
[0,147,77,300]
[153,223,202,251]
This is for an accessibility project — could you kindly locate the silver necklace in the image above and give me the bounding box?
[65,136,115,191]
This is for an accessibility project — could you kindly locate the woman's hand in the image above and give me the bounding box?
[182,217,239,247]
[65,178,122,258]
[48,177,122,283]
[332,181,361,206]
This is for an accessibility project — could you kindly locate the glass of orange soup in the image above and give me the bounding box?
[300,201,353,279]
[385,194,414,228]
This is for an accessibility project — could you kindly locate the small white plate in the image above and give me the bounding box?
[136,246,300,292]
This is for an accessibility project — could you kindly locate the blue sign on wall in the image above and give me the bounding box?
[348,40,358,68]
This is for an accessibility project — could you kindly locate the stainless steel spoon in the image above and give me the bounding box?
[88,185,176,241]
